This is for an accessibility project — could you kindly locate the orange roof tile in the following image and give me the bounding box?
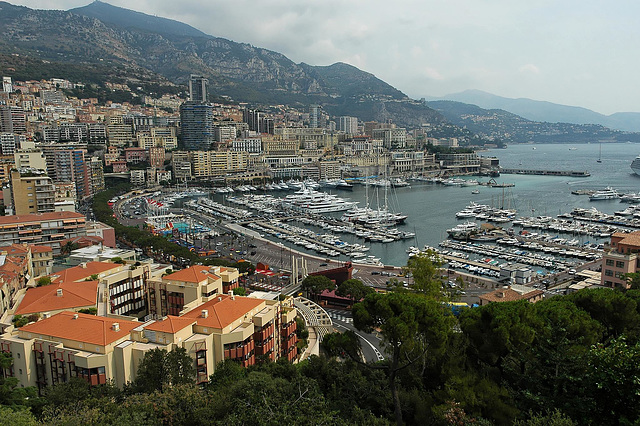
[15,281,98,315]
[144,316,196,333]
[479,288,525,303]
[29,245,53,253]
[163,265,220,284]
[20,311,139,346]
[619,233,640,248]
[50,261,121,284]
[182,294,263,329]
[0,211,85,226]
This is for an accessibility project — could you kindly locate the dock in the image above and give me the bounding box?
[500,169,590,177]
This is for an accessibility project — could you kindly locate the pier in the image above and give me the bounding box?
[500,169,590,177]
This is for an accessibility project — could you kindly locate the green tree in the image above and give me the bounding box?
[301,275,333,302]
[565,288,640,342]
[131,347,195,393]
[405,251,449,301]
[351,292,453,425]
[335,278,373,305]
[36,276,51,287]
[232,287,247,296]
[0,406,38,426]
[583,337,640,424]
[60,241,78,256]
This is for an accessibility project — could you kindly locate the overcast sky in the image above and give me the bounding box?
[10,0,640,115]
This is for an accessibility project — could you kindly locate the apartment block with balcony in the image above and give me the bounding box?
[146,265,239,317]
[0,294,297,392]
[10,169,55,215]
[0,211,86,255]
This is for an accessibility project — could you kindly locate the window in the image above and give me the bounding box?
[605,269,614,277]
[16,353,20,359]
[616,261,625,268]
[605,259,614,266]
[18,369,22,375]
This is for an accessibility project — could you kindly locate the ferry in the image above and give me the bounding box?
[632,156,640,176]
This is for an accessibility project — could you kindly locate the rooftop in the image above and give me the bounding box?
[20,311,139,346]
[144,315,197,333]
[0,211,85,225]
[182,294,263,329]
[15,281,97,315]
[163,265,220,284]
[50,261,121,284]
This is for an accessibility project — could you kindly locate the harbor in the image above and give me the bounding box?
[122,143,640,285]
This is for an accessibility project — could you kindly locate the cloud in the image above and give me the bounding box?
[10,0,640,113]
[519,64,541,75]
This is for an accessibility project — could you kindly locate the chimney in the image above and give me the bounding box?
[56,288,63,297]
[73,313,78,319]
[112,323,120,332]
[42,312,50,319]
[80,262,87,269]
[497,291,505,298]
[218,297,222,302]
[228,290,233,296]
[201,309,208,318]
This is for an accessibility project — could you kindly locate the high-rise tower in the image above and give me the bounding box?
[188,75,208,103]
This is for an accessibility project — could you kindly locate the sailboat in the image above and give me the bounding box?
[597,143,602,163]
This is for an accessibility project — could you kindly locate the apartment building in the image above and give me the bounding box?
[146,265,240,317]
[191,150,248,178]
[9,169,55,215]
[14,148,47,171]
[601,231,640,288]
[0,211,86,255]
[0,294,297,392]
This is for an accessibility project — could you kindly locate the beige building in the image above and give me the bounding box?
[146,265,240,317]
[0,211,86,255]
[191,151,248,178]
[0,293,298,392]
[10,169,55,215]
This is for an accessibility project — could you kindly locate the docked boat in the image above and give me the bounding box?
[589,187,619,201]
[281,187,358,213]
[446,221,480,239]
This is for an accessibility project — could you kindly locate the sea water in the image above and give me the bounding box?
[337,142,640,266]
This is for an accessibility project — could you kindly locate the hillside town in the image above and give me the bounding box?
[0,69,638,425]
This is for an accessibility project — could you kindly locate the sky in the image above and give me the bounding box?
[9,0,640,115]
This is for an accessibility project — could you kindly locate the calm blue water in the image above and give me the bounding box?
[210,142,640,266]
[336,142,640,266]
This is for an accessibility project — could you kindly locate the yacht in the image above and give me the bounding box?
[632,156,640,176]
[281,187,358,213]
[446,221,480,238]
[589,187,619,201]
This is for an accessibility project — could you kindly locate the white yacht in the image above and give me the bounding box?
[589,187,619,201]
[281,187,357,213]
[631,156,640,175]
[446,221,480,238]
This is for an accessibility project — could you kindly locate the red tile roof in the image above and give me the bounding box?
[0,211,85,226]
[479,288,544,303]
[163,265,220,284]
[50,261,121,284]
[144,316,196,333]
[20,311,139,346]
[182,294,263,329]
[15,281,98,315]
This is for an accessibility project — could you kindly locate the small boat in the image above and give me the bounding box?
[471,189,480,194]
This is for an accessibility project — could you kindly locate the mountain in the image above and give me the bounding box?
[427,100,640,144]
[70,1,207,38]
[427,89,640,132]
[0,1,443,128]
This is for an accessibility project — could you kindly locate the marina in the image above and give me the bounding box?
[140,143,640,276]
